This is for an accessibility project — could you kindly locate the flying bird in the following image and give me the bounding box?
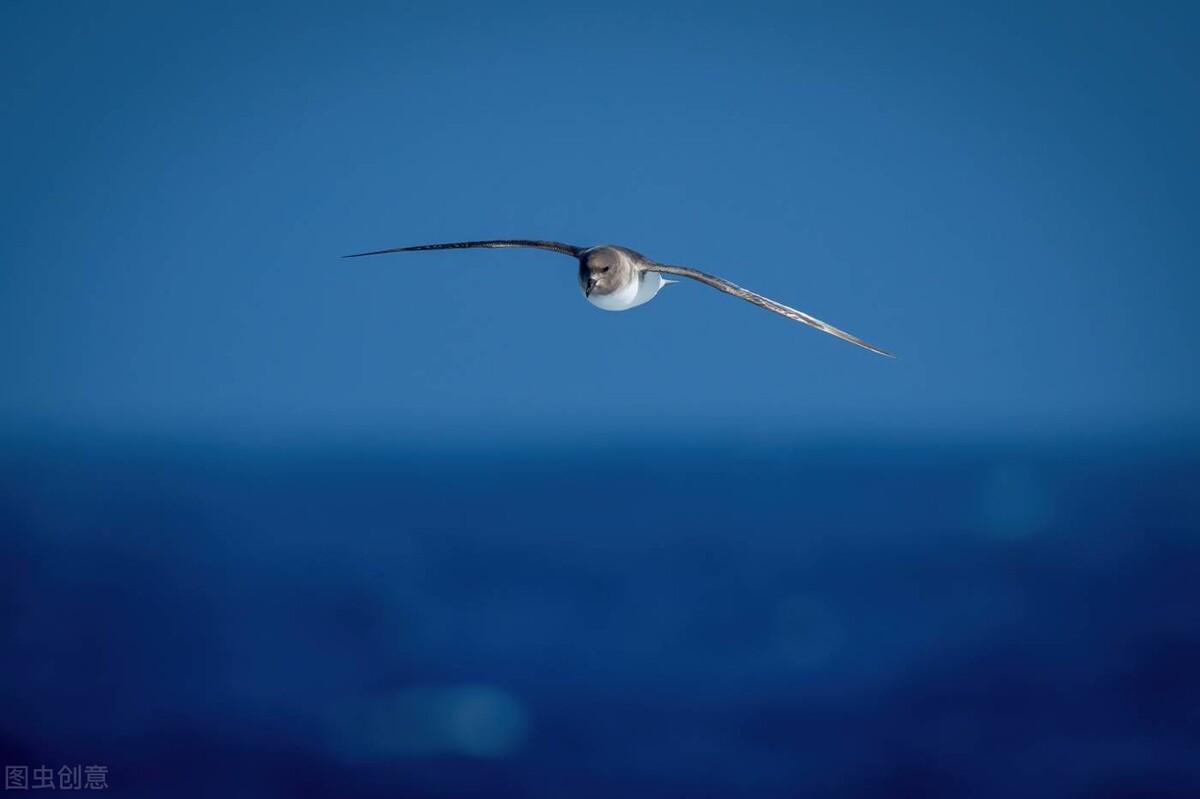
[344,239,892,357]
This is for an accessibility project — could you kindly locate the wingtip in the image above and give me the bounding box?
[845,336,894,358]
[860,343,895,358]
[342,248,401,259]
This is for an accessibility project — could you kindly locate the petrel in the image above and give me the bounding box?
[344,239,892,357]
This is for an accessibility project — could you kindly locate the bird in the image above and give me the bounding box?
[344,239,892,357]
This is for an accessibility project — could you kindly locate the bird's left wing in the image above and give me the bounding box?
[344,240,582,258]
[646,262,893,357]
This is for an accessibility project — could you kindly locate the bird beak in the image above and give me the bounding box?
[585,279,597,297]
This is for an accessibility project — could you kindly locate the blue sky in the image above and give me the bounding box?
[2,1,1197,438]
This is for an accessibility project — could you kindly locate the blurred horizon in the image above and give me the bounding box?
[5,415,1200,457]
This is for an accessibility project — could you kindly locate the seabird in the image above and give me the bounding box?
[344,239,892,357]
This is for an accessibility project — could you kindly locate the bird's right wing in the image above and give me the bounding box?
[344,239,583,259]
[647,262,893,357]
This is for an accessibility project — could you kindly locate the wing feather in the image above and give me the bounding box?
[344,239,582,258]
[648,262,893,357]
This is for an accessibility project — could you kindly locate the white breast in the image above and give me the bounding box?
[630,271,667,308]
[585,271,666,312]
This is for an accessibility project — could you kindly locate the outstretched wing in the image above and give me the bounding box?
[344,239,583,258]
[647,262,893,357]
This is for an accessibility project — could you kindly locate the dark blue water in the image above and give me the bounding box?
[2,435,1197,797]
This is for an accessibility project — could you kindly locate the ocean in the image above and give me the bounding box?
[2,434,1197,797]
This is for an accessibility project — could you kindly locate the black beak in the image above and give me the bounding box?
[585,278,597,297]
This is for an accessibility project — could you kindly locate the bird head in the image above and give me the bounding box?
[579,246,631,298]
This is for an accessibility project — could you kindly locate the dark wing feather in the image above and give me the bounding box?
[648,262,893,357]
[344,239,582,258]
